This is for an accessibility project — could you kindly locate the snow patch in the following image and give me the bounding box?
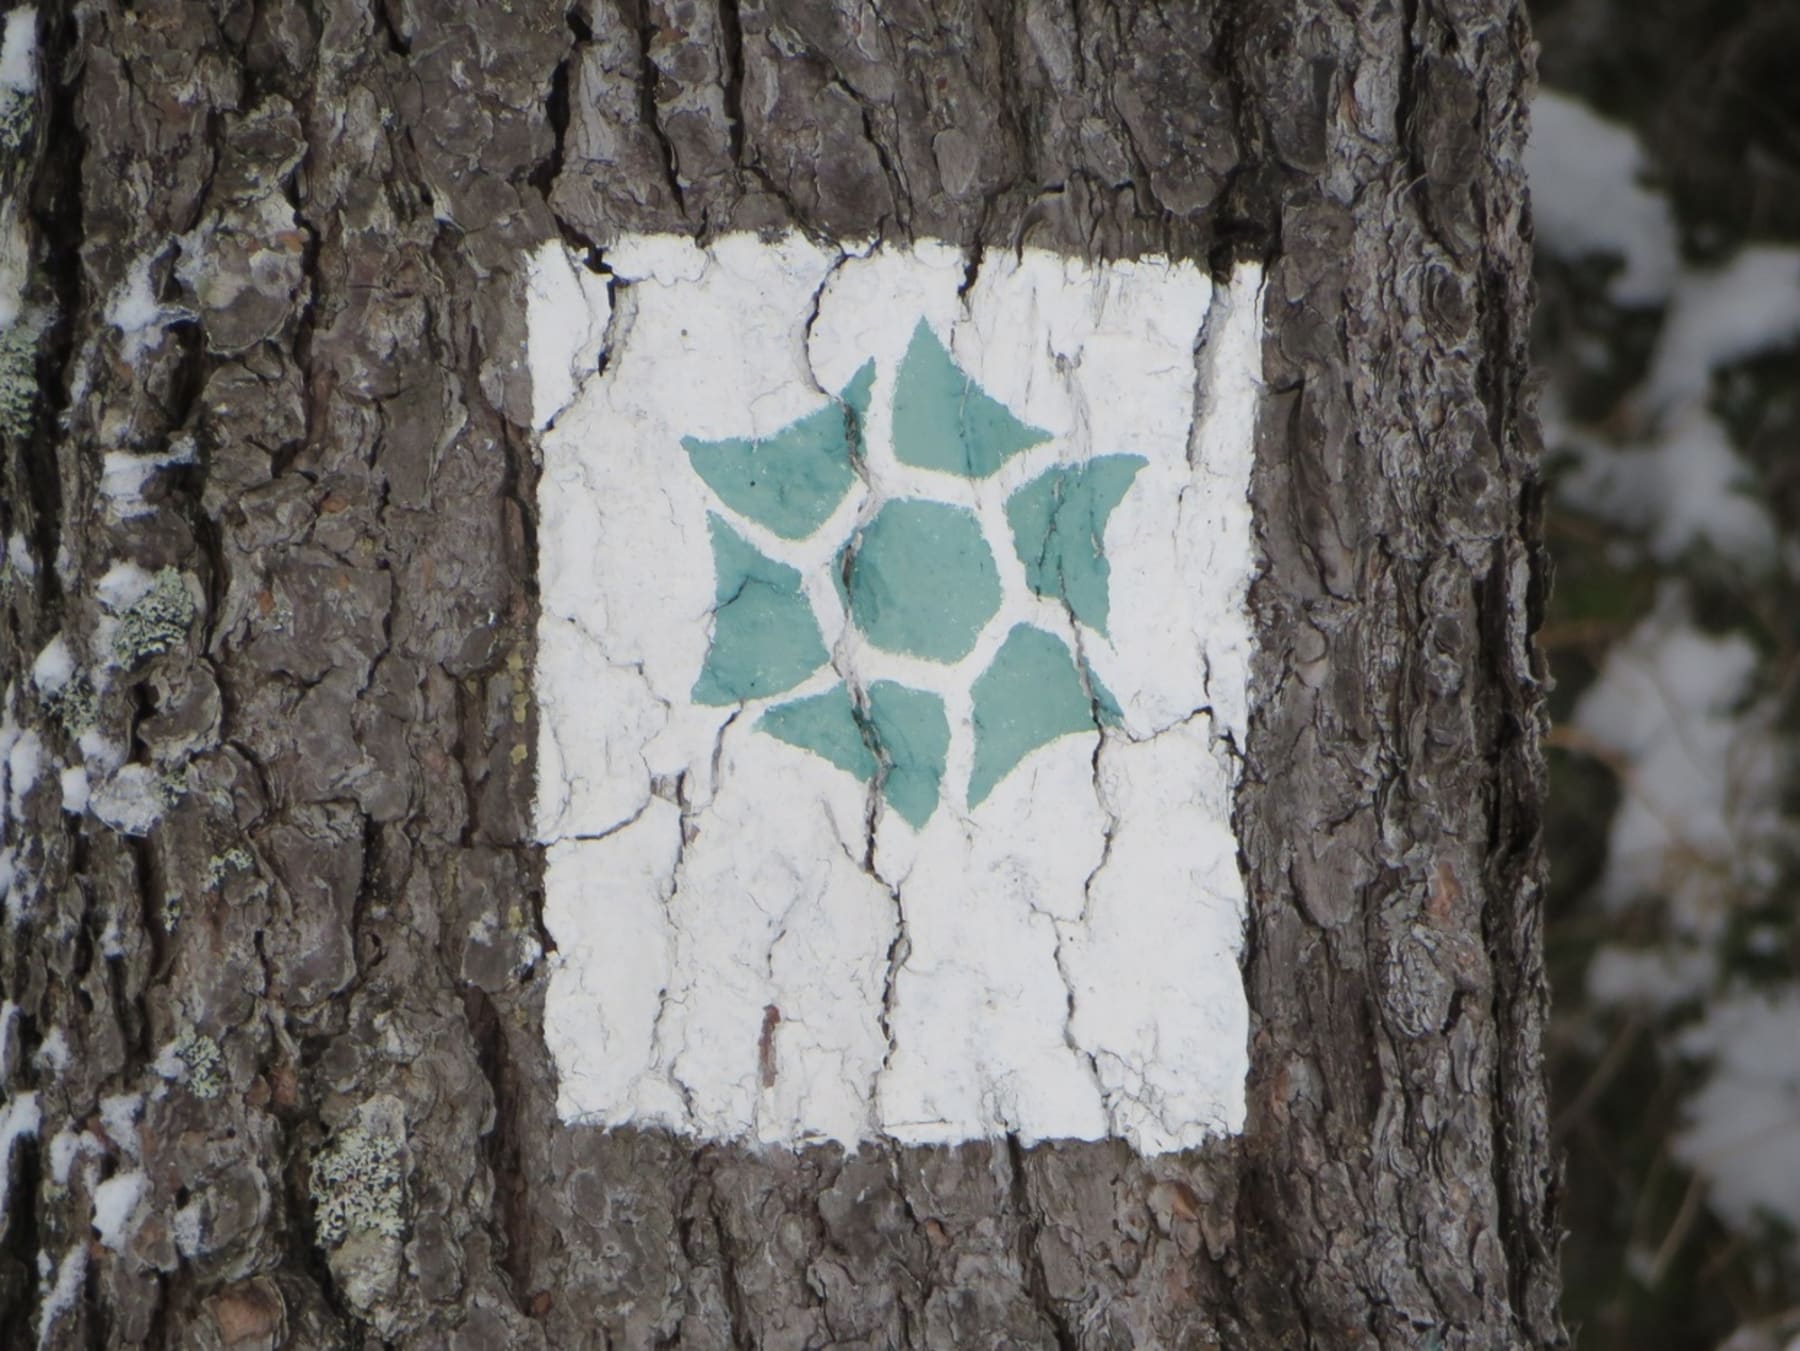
[36,1243,85,1350]
[31,1026,67,1074]
[48,1127,100,1187]
[91,1171,149,1252]
[1587,944,1716,1011]
[1558,404,1776,564]
[90,764,166,836]
[95,560,155,611]
[1527,89,1679,305]
[6,727,41,817]
[105,251,194,362]
[1572,591,1780,931]
[172,1200,204,1258]
[100,438,197,520]
[1675,991,1800,1241]
[58,766,86,815]
[78,731,124,776]
[99,1093,142,1160]
[1645,247,1800,408]
[28,635,72,694]
[0,10,35,94]
[0,847,23,927]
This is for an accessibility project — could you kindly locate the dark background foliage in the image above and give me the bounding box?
[1532,0,1800,1346]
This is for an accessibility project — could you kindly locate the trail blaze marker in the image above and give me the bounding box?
[531,235,1262,1154]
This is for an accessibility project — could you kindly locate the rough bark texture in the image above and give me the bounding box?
[0,0,1560,1346]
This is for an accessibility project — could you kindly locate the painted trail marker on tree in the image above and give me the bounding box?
[530,234,1263,1154]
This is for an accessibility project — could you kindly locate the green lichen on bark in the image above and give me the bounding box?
[0,320,36,439]
[169,1031,224,1099]
[309,1124,407,1246]
[205,847,252,886]
[40,674,97,735]
[112,567,195,665]
[0,90,29,156]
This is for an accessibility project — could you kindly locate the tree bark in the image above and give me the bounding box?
[0,0,1561,1346]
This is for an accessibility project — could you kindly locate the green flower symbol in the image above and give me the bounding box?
[683,320,1142,827]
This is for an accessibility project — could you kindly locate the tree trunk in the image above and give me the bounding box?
[0,0,1562,1345]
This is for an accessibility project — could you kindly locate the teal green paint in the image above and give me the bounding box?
[692,515,828,705]
[891,321,1049,479]
[678,321,1142,818]
[1081,659,1124,728]
[1005,455,1146,634]
[848,499,1000,663]
[867,681,950,829]
[682,363,874,541]
[840,359,876,429]
[968,625,1097,806]
[759,684,877,781]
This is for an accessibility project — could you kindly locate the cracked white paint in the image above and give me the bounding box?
[531,234,1262,1154]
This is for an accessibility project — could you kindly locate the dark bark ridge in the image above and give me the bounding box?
[0,0,1560,1346]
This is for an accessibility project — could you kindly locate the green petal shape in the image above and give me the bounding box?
[758,684,878,781]
[867,681,950,829]
[891,320,1049,479]
[1005,455,1146,635]
[1081,658,1124,728]
[969,625,1098,806]
[692,515,828,706]
[683,361,875,540]
[848,499,1001,663]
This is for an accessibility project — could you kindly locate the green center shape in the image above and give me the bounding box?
[684,317,1145,827]
[847,499,1000,664]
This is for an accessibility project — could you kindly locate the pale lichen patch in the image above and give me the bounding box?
[111,567,197,667]
[308,1108,407,1246]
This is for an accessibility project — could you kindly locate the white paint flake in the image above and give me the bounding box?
[526,243,612,430]
[533,234,1260,1153]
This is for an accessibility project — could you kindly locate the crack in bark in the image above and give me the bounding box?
[634,0,690,222]
[1007,1132,1080,1351]
[716,0,747,167]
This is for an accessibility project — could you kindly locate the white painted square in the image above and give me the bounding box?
[531,233,1262,1154]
